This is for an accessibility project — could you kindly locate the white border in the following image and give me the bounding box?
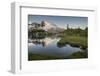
[11,2,96,74]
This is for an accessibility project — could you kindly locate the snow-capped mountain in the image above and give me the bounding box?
[42,21,57,30]
[28,21,64,32]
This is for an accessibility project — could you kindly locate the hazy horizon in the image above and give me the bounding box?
[28,15,88,29]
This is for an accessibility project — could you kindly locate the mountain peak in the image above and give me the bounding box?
[28,21,65,33]
[41,21,57,30]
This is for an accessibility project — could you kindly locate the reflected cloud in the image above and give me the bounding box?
[29,37,60,47]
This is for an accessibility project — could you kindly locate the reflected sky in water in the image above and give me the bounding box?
[28,37,82,57]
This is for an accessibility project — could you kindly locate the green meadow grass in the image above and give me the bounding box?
[57,36,87,49]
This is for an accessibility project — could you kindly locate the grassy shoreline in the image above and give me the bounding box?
[28,51,88,61]
[57,36,87,49]
[28,53,63,61]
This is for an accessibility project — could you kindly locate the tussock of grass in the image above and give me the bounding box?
[57,36,87,49]
[68,51,88,58]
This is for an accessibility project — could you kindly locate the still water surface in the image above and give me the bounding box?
[28,37,82,58]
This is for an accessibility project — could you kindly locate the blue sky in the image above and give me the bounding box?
[28,15,88,29]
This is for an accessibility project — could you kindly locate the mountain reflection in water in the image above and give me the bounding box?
[28,36,82,58]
